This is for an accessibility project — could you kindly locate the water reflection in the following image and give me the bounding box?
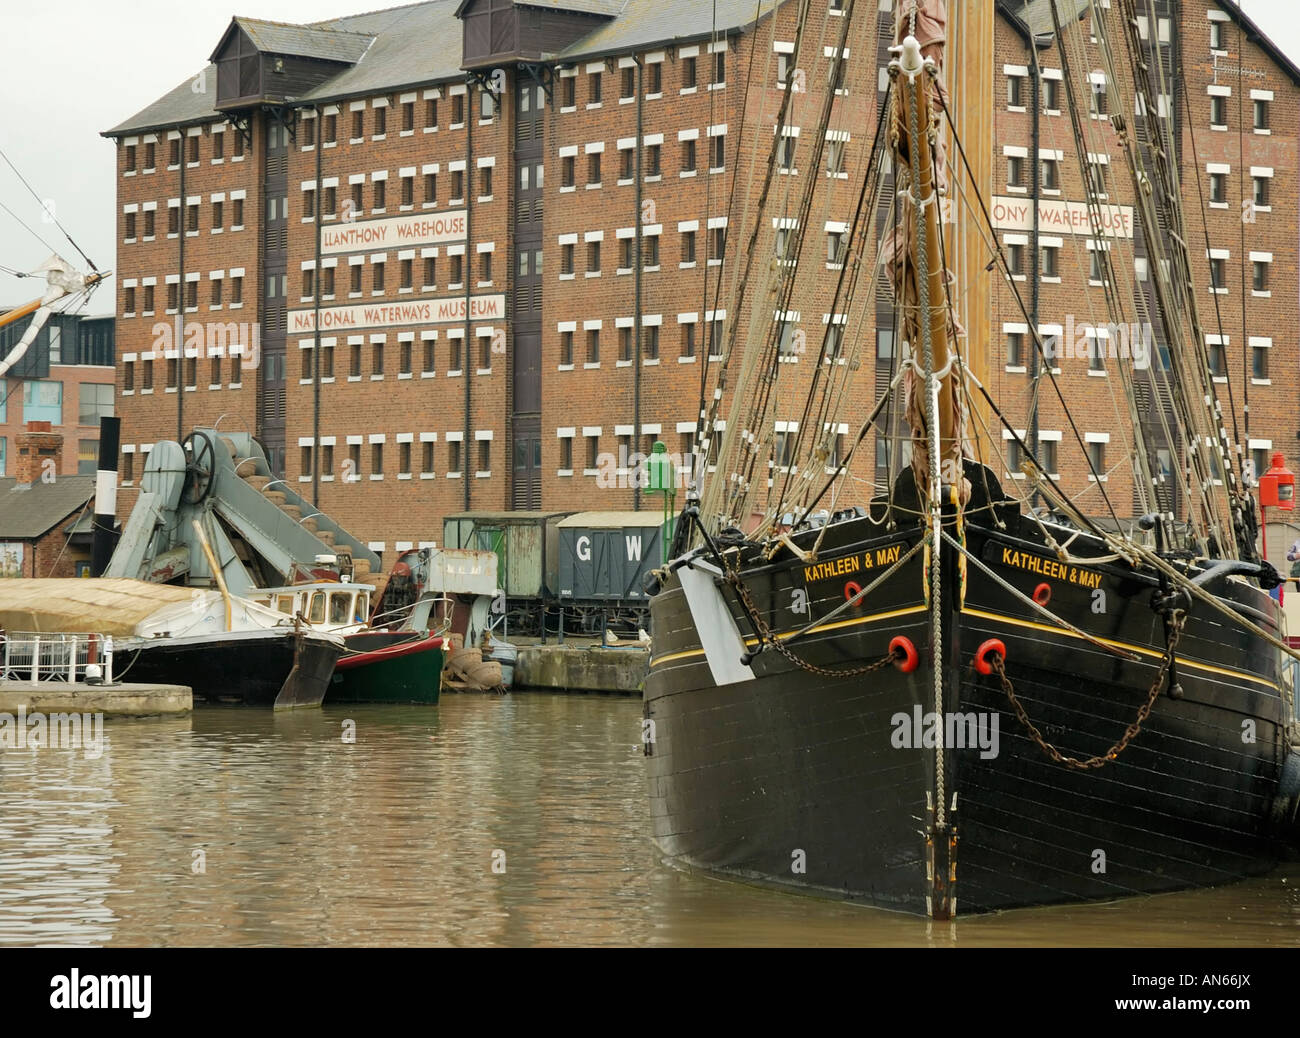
[0,695,1297,946]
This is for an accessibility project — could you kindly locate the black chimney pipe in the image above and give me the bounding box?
[90,415,121,576]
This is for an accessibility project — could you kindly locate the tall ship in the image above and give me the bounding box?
[643,0,1300,916]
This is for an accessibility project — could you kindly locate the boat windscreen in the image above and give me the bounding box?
[330,593,352,625]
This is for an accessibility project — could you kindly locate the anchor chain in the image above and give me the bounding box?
[726,569,904,678]
[989,611,1186,770]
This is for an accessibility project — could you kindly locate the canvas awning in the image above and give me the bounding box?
[0,579,197,635]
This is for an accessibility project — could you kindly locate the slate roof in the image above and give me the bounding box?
[297,1,468,104]
[511,0,627,15]
[105,2,462,135]
[103,67,222,136]
[105,0,782,135]
[0,475,96,540]
[219,17,376,64]
[113,0,1300,138]
[999,0,1090,40]
[64,510,117,537]
[554,0,777,60]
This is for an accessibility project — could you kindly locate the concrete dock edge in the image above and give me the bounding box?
[0,681,193,717]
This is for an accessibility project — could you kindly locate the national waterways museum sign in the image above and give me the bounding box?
[289,294,506,334]
[321,210,468,253]
[291,209,503,331]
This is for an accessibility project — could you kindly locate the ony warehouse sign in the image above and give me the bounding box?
[991,196,1135,238]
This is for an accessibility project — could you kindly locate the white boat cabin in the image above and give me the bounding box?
[249,583,372,635]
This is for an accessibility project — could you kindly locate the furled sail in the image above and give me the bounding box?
[887,0,969,505]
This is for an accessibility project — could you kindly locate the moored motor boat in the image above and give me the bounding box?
[249,581,446,704]
[0,577,345,708]
[330,630,445,704]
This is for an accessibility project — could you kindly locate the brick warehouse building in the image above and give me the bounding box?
[987,0,1300,528]
[103,0,1300,556]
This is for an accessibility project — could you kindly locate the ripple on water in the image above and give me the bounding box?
[0,695,1297,946]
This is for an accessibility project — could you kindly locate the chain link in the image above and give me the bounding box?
[991,613,1186,770]
[726,569,902,678]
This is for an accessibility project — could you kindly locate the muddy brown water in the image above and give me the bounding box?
[1,694,1297,946]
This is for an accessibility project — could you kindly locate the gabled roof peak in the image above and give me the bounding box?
[210,15,376,65]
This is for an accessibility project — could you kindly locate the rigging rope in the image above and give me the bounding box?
[0,147,99,271]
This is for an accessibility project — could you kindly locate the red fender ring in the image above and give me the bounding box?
[975,639,1007,676]
[1032,582,1052,606]
[844,581,863,604]
[889,636,920,673]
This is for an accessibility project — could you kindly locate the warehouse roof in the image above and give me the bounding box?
[555,0,777,60]
[998,0,1090,41]
[446,510,575,522]
[297,1,467,104]
[0,474,95,540]
[103,66,222,137]
[105,0,783,136]
[212,17,376,64]
[457,0,628,15]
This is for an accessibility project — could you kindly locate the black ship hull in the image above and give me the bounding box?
[127,628,345,708]
[644,511,1296,915]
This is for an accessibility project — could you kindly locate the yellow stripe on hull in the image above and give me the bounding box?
[649,605,927,668]
[961,607,1280,692]
[650,600,1280,693]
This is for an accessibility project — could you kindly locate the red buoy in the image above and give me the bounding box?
[975,639,1006,676]
[889,635,919,673]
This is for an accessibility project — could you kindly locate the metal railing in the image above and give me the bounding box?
[2,632,115,685]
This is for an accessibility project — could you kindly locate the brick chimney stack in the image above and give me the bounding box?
[14,421,63,486]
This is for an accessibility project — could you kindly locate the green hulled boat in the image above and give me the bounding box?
[330,631,445,704]
[247,582,445,704]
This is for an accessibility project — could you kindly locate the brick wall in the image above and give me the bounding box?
[106,0,1300,553]
[113,112,262,515]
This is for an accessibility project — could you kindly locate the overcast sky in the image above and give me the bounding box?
[1,0,1297,312]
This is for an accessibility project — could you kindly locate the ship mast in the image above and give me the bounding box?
[888,0,965,914]
[944,1,993,463]
[890,0,966,506]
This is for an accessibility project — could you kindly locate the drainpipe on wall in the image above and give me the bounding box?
[634,56,644,512]
[313,104,323,505]
[1028,41,1042,509]
[177,126,186,443]
[462,84,475,513]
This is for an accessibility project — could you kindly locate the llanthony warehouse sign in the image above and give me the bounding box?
[289,295,506,333]
[991,196,1135,238]
[321,210,467,254]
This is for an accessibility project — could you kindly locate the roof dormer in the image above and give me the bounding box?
[209,17,374,112]
[455,0,621,71]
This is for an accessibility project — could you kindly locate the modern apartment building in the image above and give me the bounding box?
[0,311,115,478]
